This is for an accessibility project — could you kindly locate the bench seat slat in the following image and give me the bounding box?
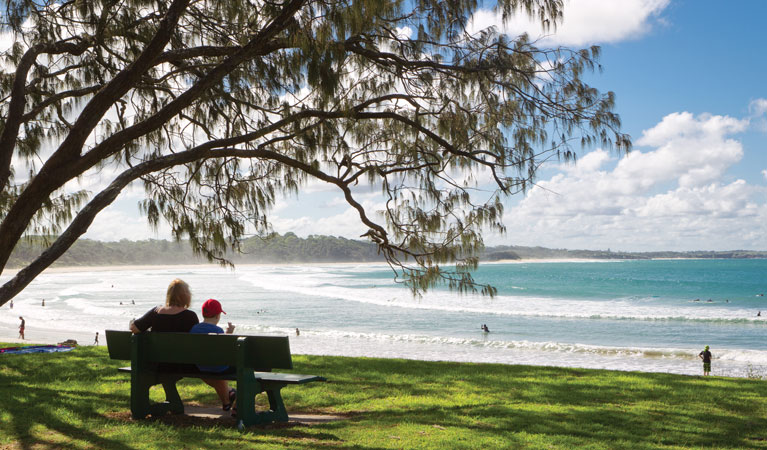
[253,372,327,384]
[116,367,325,384]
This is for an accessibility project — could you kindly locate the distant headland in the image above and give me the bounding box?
[7,233,767,268]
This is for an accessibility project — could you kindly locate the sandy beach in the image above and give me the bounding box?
[0,321,102,347]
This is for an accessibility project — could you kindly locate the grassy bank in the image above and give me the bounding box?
[1,344,766,449]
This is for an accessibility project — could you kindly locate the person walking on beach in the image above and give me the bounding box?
[94,332,99,345]
[18,316,25,339]
[699,345,712,376]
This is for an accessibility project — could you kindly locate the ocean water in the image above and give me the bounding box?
[2,259,767,377]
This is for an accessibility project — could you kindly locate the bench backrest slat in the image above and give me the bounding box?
[105,330,293,370]
[106,329,131,360]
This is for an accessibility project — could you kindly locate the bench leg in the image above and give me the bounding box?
[160,378,184,415]
[130,373,154,420]
[130,373,184,418]
[237,383,289,427]
[236,379,259,427]
[265,387,289,423]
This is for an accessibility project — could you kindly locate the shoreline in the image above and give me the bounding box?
[0,317,756,379]
[0,257,677,277]
[0,322,102,347]
[3,259,765,380]
[1,261,394,278]
[0,333,729,381]
[6,254,763,274]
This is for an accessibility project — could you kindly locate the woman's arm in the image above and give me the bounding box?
[131,307,157,334]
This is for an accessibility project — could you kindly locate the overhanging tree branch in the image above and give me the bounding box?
[0,0,631,304]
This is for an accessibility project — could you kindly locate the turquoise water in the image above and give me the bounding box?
[479,259,766,302]
[2,259,766,376]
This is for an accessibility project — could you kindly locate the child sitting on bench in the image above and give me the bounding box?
[190,298,237,412]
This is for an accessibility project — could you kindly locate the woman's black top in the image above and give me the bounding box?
[133,307,199,333]
[132,307,200,372]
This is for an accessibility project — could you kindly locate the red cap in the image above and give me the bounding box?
[201,298,226,318]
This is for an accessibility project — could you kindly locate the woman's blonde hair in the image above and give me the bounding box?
[166,279,191,308]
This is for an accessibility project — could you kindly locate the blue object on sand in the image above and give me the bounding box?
[0,345,75,355]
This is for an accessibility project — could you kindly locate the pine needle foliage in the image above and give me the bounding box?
[0,0,629,304]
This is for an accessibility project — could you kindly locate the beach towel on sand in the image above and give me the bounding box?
[0,345,74,355]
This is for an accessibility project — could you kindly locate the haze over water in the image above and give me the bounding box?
[2,259,767,377]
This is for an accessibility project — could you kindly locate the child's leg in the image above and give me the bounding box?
[202,378,231,407]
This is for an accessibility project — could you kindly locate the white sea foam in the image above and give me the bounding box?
[235,321,767,365]
[235,266,761,323]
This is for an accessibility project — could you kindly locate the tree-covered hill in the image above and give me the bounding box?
[485,246,767,260]
[7,235,767,269]
[7,233,384,268]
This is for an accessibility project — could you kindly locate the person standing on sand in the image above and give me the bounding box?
[18,316,25,339]
[94,332,99,345]
[699,345,712,376]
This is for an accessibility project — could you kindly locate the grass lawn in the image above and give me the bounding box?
[1,343,767,449]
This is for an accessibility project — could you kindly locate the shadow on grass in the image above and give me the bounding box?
[294,354,767,448]
[1,346,357,449]
[105,410,345,443]
[4,346,767,449]
[1,347,136,450]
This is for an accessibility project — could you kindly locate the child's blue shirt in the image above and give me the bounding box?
[189,322,228,372]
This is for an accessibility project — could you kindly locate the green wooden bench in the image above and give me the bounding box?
[105,330,325,427]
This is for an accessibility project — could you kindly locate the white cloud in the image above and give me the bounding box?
[271,200,382,239]
[750,98,767,132]
[467,0,670,46]
[499,110,767,251]
[629,112,747,188]
[750,98,767,116]
[83,196,171,242]
[395,26,413,40]
[76,108,767,252]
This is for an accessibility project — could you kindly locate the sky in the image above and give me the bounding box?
[81,0,767,252]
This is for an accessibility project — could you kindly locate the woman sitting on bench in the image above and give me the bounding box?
[130,278,199,334]
[129,281,236,412]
